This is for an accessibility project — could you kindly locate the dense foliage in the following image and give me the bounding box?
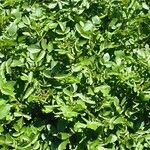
[0,0,150,149]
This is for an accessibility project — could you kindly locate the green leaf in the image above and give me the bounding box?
[14,112,31,120]
[33,141,40,150]
[74,93,95,104]
[48,22,58,29]
[56,27,70,35]
[75,24,91,39]
[58,140,69,150]
[92,15,101,24]
[74,100,87,111]
[43,70,51,78]
[86,122,101,130]
[48,3,57,9]
[0,100,11,120]
[60,133,70,140]
[1,1,150,149]
[74,122,86,132]
[22,16,30,25]
[23,87,34,99]
[47,42,53,52]
[107,134,117,143]
[0,80,15,97]
[0,53,4,58]
[1,86,15,97]
[103,53,110,62]
[145,134,150,140]
[140,92,150,101]
[6,58,12,74]
[58,22,66,32]
[28,72,33,83]
[72,64,83,72]
[83,20,93,31]
[63,88,73,97]
[27,45,41,53]
[142,3,149,10]
[42,105,58,113]
[41,39,47,50]
[94,85,110,96]
[114,117,126,124]
[13,118,23,132]
[11,59,24,67]
[36,50,46,62]
[60,105,78,118]
[7,22,17,35]
[0,61,6,79]
[0,124,4,133]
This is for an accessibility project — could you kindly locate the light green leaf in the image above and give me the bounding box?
[107,134,117,143]
[27,45,41,53]
[0,81,15,97]
[23,87,34,99]
[47,42,53,52]
[74,100,87,111]
[1,86,15,97]
[58,140,69,150]
[74,122,86,132]
[48,22,58,29]
[145,134,150,140]
[43,70,51,78]
[0,61,6,79]
[48,3,57,9]
[60,133,70,140]
[0,124,4,133]
[72,65,82,72]
[0,100,11,120]
[6,58,12,74]
[87,122,101,130]
[75,24,91,39]
[92,15,101,24]
[58,22,66,32]
[63,89,73,97]
[83,20,93,31]
[142,3,149,10]
[103,53,110,62]
[14,112,31,120]
[41,39,47,50]
[98,85,110,96]
[11,59,24,67]
[42,105,58,113]
[33,141,40,150]
[22,16,30,25]
[114,117,126,124]
[7,22,17,35]
[36,51,46,62]
[74,93,95,104]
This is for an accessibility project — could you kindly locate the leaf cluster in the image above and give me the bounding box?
[0,0,150,149]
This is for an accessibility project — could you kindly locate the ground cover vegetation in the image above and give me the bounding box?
[0,0,150,149]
